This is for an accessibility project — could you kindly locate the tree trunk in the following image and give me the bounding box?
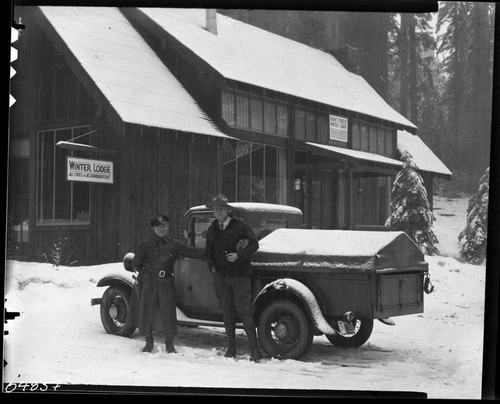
[409,14,418,125]
[399,14,410,118]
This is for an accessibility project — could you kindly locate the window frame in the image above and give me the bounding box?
[36,125,92,226]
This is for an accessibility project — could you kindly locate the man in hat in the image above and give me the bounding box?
[205,194,263,362]
[131,213,205,353]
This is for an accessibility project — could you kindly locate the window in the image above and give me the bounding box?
[317,113,328,144]
[250,97,263,131]
[294,109,306,140]
[385,130,393,155]
[190,215,213,248]
[377,127,385,153]
[236,94,249,129]
[222,91,235,126]
[369,126,377,153]
[37,126,91,225]
[222,90,289,137]
[277,103,289,136]
[264,100,277,133]
[360,124,369,151]
[305,111,316,142]
[222,141,289,204]
[352,122,360,149]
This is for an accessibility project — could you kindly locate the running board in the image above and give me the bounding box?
[176,307,243,328]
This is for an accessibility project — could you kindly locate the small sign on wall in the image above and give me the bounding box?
[66,157,114,184]
[329,114,348,143]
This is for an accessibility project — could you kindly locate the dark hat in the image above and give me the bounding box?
[150,213,170,227]
[206,193,231,209]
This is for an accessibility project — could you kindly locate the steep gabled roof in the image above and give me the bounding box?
[39,6,231,139]
[138,8,417,131]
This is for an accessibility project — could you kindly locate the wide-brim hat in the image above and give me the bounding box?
[206,193,232,209]
[150,213,170,227]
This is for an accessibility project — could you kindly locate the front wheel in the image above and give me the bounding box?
[100,285,135,337]
[257,299,313,360]
[326,317,373,348]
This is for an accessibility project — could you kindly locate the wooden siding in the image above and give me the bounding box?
[117,125,221,260]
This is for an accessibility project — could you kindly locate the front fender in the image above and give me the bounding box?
[95,272,135,290]
[253,278,338,336]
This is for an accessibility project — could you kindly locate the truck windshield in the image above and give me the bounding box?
[190,215,289,248]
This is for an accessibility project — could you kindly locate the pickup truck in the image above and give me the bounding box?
[91,202,430,360]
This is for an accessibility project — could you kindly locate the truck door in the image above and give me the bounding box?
[175,214,223,320]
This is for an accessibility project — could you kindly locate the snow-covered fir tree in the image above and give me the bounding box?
[458,167,489,264]
[385,151,439,255]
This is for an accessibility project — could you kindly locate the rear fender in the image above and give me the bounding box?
[252,278,338,336]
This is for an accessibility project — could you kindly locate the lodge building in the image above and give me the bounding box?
[8,7,451,264]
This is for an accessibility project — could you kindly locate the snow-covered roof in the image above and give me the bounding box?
[307,133,452,177]
[138,8,417,130]
[397,130,452,177]
[306,142,403,167]
[39,6,231,139]
[186,202,302,216]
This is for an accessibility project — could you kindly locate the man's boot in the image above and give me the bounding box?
[165,338,177,354]
[142,334,154,353]
[224,324,236,358]
[244,326,263,362]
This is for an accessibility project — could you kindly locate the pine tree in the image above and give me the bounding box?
[385,151,439,255]
[458,167,489,264]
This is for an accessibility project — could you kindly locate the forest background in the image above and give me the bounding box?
[220,1,495,194]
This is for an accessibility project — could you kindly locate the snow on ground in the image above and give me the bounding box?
[2,195,488,398]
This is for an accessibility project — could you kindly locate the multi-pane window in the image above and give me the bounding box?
[294,107,329,143]
[351,121,394,156]
[222,141,289,204]
[37,126,91,225]
[222,90,289,137]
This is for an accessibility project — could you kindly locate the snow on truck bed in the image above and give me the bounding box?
[252,228,428,273]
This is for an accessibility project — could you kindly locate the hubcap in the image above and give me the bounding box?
[274,322,288,339]
[109,304,118,320]
[271,315,299,344]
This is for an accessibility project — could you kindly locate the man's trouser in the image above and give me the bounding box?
[213,272,255,328]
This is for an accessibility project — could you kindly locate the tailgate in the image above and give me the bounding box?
[374,271,424,318]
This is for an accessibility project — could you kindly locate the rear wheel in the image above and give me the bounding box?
[326,317,373,347]
[257,299,313,360]
[100,286,135,337]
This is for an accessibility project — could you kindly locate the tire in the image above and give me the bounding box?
[100,286,135,337]
[326,317,373,348]
[257,299,313,360]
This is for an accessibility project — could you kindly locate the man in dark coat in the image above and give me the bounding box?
[205,194,263,362]
[132,213,205,353]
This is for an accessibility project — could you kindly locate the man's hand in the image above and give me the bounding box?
[225,252,238,262]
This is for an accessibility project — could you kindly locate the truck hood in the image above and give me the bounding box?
[252,229,428,273]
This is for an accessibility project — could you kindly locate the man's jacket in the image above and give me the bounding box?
[205,216,259,277]
[132,234,205,276]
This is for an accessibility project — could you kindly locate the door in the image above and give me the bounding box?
[174,214,223,321]
[311,171,334,229]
